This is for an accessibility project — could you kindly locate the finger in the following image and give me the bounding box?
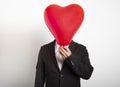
[63,46,70,52]
[59,48,68,58]
[59,46,71,57]
[59,48,67,57]
[60,47,68,54]
[62,47,72,57]
[61,47,71,55]
[59,47,66,58]
[59,50,67,59]
[60,47,69,57]
[62,46,68,52]
[60,53,66,60]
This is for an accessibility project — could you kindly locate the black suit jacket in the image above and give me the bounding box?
[34,40,94,87]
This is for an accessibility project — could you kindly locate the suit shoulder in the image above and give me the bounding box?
[73,41,86,49]
[40,40,55,48]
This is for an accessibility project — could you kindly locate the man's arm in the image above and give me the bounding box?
[59,46,94,80]
[34,46,45,87]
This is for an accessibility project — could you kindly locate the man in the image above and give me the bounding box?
[34,40,94,87]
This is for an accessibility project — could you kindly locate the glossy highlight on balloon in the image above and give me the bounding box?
[44,4,84,46]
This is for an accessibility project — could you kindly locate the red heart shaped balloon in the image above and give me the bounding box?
[44,4,84,46]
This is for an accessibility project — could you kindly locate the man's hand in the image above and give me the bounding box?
[59,46,72,60]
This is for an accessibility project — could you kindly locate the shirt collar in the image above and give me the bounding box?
[55,41,69,53]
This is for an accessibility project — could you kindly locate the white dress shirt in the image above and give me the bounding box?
[55,41,69,70]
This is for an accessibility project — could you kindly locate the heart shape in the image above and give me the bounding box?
[44,4,84,46]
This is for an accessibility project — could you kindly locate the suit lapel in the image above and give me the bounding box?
[48,40,60,72]
[69,40,77,53]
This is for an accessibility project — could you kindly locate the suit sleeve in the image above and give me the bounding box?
[64,46,94,80]
[34,46,45,87]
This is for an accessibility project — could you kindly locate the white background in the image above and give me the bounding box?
[0,0,120,87]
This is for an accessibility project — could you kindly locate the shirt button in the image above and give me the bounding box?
[71,61,75,66]
[60,74,64,78]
